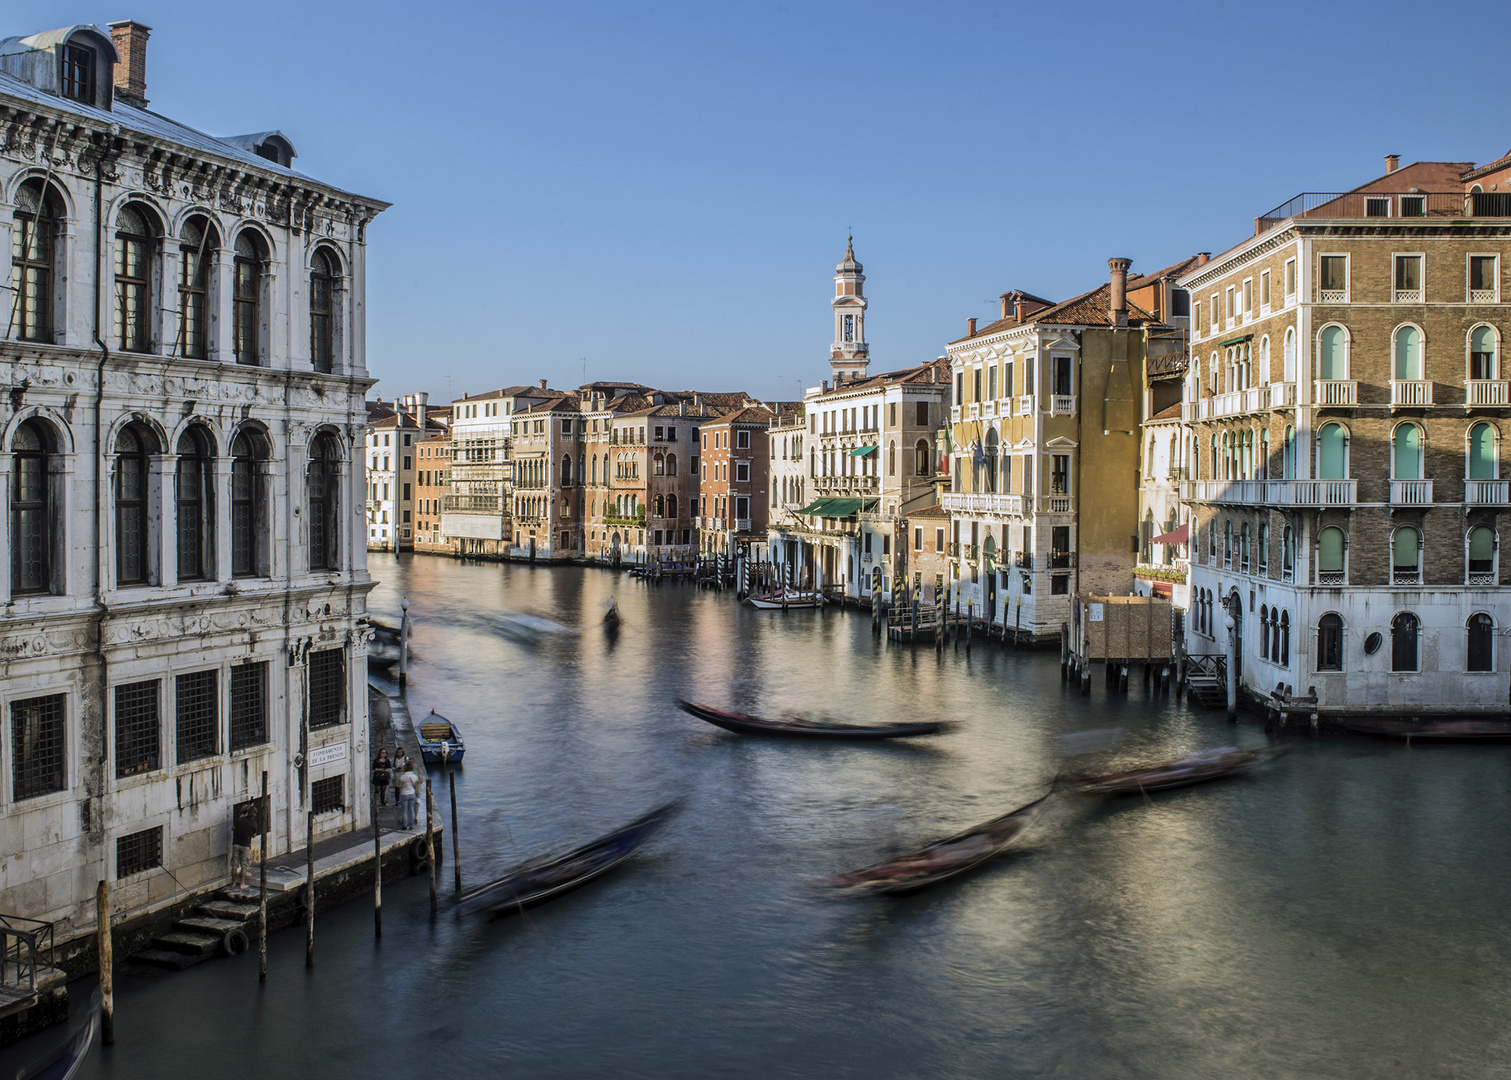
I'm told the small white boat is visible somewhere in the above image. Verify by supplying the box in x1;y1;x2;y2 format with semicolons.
498;612;577;643
745;590;821;610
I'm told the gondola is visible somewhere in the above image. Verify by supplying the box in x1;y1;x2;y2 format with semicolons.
817;791;1052;896
417;710;465;764
15;992;98;1080
1071;745;1284;796
1337;718;1511;743
745;590;821;610
455;802;678;918
677;700;950;740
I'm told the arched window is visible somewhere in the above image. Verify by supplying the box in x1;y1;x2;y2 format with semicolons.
1258;522;1269;571
1392;423;1423;479
1317;423;1347;480
654;454;665;477
231;431;265;578
1318;325;1347;380
115;204;156;353
667;494;677;518
1280;611;1290;666
666;453;676;474
11;420;55;594
1391;612;1419;672
984;431;999;494
1260;429;1270;480
1468;423;1496;480
1470;325;1498;381
1283;327;1296;382
602;454;609;483
1283;526;1295;579
1392;526;1421;584
1259;336;1270;382
10;180;62;342
177;215;216;360
915;440;930;476
1318;525;1346;584
116;423;157;586
308;433;341;571
233;231;266;365
176;427;214;581
590;455;597;485
1260;606;1270;660
1283;425;1296;479
310;248;336;373
1468;613;1495;672
561;455;573;486
1468;525;1496;584
1240;521;1251;570
1223;519;1233;566
1317;613;1344;671
654;494;665;518
1393;325;1424;381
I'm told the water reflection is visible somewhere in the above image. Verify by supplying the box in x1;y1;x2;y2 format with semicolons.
51;553;1511;1079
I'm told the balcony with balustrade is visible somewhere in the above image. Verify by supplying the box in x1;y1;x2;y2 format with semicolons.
1269;381;1296;408
1039;494;1074;514
1314;380;1358;406
941;492;1025;516
1390;380;1433;407
1389;479;1433;505
1182;478;1358;507
1049;395;1076;416
1467;380;1510;407
1466;480;1510;505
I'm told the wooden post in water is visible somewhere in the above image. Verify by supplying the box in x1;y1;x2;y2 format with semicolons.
96;880;113;1045
398;597;410;689
305;807;315;968
372;788;382;939
449;767;462;894
425;779;438;920
966;599;973;655
258;770;268;984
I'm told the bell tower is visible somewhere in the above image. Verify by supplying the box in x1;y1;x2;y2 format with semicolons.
830;236;869;384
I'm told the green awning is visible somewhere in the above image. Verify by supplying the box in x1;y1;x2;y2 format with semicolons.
797;498;835;516
1219;333;1253;347
821;498;865;517
848;445;877;457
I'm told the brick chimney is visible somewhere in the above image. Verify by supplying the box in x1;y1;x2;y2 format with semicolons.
1108;257;1132;327
1000;293;1011;320
537;378;547;389
1384;154;1400;174
1196;252;1211;266
967;317;977;337
108;21;151;108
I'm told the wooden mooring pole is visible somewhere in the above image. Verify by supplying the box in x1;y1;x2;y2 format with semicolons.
426;779;438;920
305;808;315;968
372;789;382;939
449;767;462;894
258;770;268;984
96;880;113;1045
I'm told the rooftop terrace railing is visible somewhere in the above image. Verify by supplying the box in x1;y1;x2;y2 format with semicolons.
1253;191;1511;232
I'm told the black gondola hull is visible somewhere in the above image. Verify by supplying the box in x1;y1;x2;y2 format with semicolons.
677;700;948;740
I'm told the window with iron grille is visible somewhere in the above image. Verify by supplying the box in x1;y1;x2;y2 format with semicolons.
11;694;65;801
114;680;160;777
116;826;162;878
230;662;268;751
176;669;219;763
308;648;345;729
311;775;344;815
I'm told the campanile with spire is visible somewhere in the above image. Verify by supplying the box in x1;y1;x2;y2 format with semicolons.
830;236;869;384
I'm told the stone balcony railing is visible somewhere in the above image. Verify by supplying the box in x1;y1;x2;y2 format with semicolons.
1389;479;1433;505
1390;380;1433;407
1467;380;1510;406
941;492;1025;516
1466;480;1510;505
1314;379;1358;406
1182;479;1358;506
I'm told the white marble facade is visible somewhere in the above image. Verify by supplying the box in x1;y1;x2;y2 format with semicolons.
0;23;387;938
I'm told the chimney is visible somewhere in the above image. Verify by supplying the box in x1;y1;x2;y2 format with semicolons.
967;317;977;337
1385;154;1400;174
108;21;151;108
1000;293;1011;320
538;378;547;389
1196;252;1211;266
415;391;428;431
1108;257;1132;328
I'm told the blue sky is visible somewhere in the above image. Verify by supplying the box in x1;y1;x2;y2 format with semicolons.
25;1;1511;404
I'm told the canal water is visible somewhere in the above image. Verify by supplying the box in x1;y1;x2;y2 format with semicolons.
63;555;1511;1078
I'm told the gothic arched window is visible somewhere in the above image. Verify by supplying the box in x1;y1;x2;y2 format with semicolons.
308;432;342;571
311;248;336;373
115;204;156;353
11;420;56;595
10;180;62;343
231;431;266;578
233;231;266;365
176;427;214;581
116;423;157;586
177;215;217;360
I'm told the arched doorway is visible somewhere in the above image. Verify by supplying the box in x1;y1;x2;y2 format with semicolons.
1227;589;1243;679
983;534;998;622
610;531;621;568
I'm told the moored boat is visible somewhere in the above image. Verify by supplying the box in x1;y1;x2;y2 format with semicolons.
817;791;1052;896
455;802;678;918
1071;745;1283;796
1337;718;1511;742
745;590;821;610
677;700;950;740
417;710;465;764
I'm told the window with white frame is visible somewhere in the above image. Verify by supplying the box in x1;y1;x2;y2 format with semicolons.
1260;270;1271;311
1225;286;1235;325
1242;278;1253;318
1469;325;1499;381
1318;255;1348;302
1393;254;1423;303
1365;196;1392;218
1469;255;1499;303
1284;258;1296;299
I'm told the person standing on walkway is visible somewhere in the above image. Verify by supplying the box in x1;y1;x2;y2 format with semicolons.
231;805;258;889
371;750;392;805
396;762;421;830
392;749;411;808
